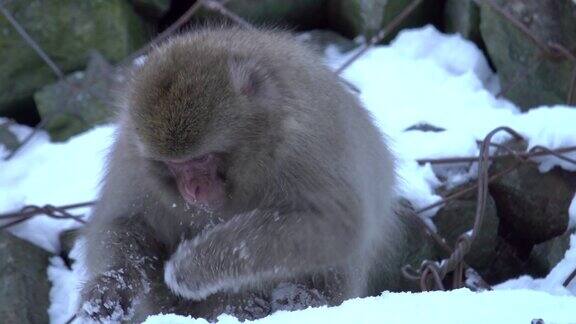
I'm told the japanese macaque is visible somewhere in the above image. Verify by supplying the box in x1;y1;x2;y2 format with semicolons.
79;27;402;322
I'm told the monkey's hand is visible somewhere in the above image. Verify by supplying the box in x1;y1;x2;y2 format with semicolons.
164;239;220;300
79;269;146;322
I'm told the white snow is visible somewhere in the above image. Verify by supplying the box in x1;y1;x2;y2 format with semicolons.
144;289;576;324
1;25;575;323
328;25;576;213
0;125;114;252
47;239;87;324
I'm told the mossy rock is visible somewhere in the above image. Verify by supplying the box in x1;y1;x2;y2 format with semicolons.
0;0;148;115
34;52;120;142
444;0;481;44
327;0;441;41
434;192;499;272
0;232;51;324
479;0;576;109
489;157;575;243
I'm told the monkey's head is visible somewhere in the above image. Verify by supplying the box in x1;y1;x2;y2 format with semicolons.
128;35;284;212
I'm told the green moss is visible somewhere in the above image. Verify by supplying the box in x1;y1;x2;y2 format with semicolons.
0;0;148;114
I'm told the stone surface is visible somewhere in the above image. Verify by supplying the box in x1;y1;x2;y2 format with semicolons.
0;231;51;324
131;0;171;19
434;191;499;272
58;227;80;269
327;0;441;41
391;200;443;292
483;236;532;284
489;157;575;244
0;0;148;115
0;120;20;156
34;52;122;142
444;0;481;43
527;229;573;278
197;0;326;30
297;29;358;55
479;0;576;109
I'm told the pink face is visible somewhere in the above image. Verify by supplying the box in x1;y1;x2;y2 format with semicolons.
165;153;226;211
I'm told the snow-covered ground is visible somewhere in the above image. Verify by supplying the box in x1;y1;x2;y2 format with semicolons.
144;289;576;324
1;25;575;323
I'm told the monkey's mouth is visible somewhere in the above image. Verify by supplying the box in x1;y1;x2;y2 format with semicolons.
165;154;226;210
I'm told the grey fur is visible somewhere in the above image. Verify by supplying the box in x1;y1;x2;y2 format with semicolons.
79;27;401;322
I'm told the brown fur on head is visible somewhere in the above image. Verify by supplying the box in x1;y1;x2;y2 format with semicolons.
129;43;276;161
126;31;289;211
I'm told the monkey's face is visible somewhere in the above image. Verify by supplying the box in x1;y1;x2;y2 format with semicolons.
128;40;279;212
164;153;227;210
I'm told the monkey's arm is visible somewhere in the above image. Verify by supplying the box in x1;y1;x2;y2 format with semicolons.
165;208;359;300
80;216;163;321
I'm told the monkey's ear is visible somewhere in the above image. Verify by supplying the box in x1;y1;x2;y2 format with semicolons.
228;56;272;98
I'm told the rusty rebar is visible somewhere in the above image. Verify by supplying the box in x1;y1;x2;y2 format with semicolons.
0;202;93;231
404;126;576;291
416;146;576;166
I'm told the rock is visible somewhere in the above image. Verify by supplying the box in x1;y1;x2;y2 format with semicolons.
483;236;532;284
0;120;20;157
327;0;442;41
34;52;122;142
297;29;358;55
58;228;80;269
489;157;576;244
434;190;500;272
527;229;573;278
479;0;576;109
444;0;481;43
0;0;148;115
197;0;326;30
131;0;171;19
0;231;51;324
391;200;443;292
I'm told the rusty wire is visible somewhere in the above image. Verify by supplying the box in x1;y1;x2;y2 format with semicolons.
404;126;576;291
0;202;93;231
203;0;253;29
477;0;569;60
416;146;576;166
335;0;424;74
407;127;519;290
